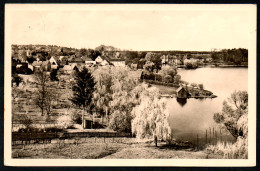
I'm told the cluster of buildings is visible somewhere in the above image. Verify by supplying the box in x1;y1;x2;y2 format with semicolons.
12;52;127;75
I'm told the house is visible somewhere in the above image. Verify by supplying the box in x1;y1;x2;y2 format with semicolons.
32;61;43;71
41;61;51;71
49;56;59;69
59;56;69;67
72;57;84;63
95;56;111;66
82;56;96;65
82;116;94;129
110;58;125;67
176;87;190;98
62;63;79;74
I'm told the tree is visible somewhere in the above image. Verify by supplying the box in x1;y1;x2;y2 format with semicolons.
92;67;113;123
34;69;55;116
131;87;171;146
173;74;181;85
198;84;204;90
79;48;87;56
70;67;95;127
50;69;59;81
213;91;248;139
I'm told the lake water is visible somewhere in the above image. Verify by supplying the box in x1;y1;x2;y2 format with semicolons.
167;67;248;141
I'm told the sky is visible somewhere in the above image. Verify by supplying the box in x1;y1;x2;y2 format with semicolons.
7;4;255;51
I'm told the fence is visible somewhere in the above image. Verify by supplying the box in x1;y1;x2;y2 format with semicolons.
186;127;236;150
12;131;131;146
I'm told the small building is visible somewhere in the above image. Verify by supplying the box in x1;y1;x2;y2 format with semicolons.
95;56;111;66
176;86;190;98
49;56;59;69
72;57;84;63
82;116;93;129
41;61;51;71
32;61;43;71
110;58;125;67
62;63;79;74
82;56;96;65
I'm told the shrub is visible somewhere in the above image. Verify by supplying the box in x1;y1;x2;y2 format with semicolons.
45;127;63;133
206;137;248;159
72;112;82;124
19;115;32;129
56;115;74;129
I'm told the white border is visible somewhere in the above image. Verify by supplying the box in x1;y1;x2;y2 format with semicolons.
4;4;256;166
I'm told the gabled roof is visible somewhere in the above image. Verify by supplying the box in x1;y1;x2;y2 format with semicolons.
176;86;185;93
81;56;93;61
73;57;84;62
109;58;125;62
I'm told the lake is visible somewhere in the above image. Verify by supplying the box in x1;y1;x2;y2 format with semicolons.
167;67;248;141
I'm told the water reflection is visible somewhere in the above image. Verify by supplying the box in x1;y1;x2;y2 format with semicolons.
176;98;187;107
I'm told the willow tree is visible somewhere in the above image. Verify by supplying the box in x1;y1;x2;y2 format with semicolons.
70;67;95;127
131;87;171;146
92;66;113;123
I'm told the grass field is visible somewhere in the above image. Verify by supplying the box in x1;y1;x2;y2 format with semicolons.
12;137;222;159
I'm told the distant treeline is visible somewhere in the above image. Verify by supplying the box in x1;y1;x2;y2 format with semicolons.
211;48;248;65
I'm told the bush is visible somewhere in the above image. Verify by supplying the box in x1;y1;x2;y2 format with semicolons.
45;127;63;133
206;137;248;159
19;115;32;129
72;112;82;124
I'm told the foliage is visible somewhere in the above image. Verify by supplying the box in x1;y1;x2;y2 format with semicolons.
12;74;23;87
70;67;96;111
131;87;171;142
211;48;248;65
174;74;181;85
206;137;248;159
92;66;113;121
56;115;74;129
184;60;198;69
19;114;33;129
198;84;204;90
213;91;248;139
50;69;59;81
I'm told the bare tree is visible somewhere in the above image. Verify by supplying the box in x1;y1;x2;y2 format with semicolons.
34;69;55;116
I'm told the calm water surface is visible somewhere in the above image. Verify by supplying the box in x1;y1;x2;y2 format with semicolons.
167;67;248;140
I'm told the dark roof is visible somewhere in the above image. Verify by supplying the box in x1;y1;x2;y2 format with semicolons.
109;58;125;62
176;86;185;93
73;57;84;62
82;56;93;61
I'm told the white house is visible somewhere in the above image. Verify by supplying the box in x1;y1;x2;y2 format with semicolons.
95;56;110;66
110;58;125;67
49;56;59;69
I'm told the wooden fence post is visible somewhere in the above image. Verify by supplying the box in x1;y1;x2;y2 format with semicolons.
206;129;207;144
70;146;72;159
196;134;199;150
209;128;211;144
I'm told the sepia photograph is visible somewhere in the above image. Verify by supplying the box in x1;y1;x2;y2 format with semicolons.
4;4;256;166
